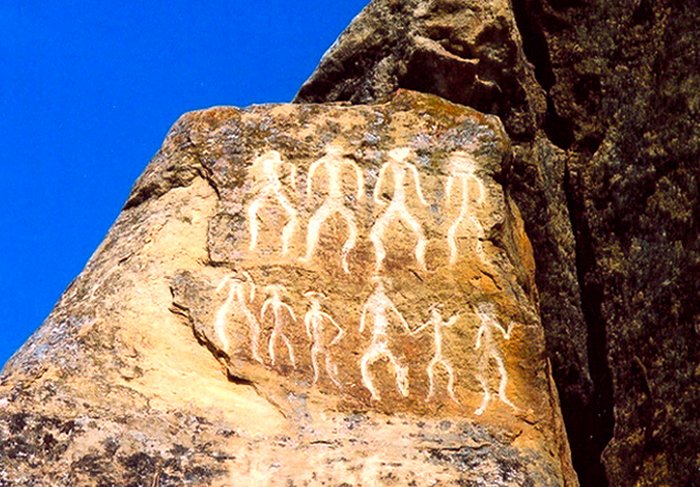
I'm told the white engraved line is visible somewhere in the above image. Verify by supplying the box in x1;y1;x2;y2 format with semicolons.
369;147;428;271
446;152;486;265
304;291;345;386
411;305;459;402
302;145;364;273
214;272;262;362
359;278;411;400
248;150;298;255
474;303;517;415
261;285;297;367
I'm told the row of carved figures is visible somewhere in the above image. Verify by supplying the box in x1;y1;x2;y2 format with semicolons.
247;145;488;273
215;273;518;416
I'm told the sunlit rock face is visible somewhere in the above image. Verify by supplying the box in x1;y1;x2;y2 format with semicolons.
0;91;575;485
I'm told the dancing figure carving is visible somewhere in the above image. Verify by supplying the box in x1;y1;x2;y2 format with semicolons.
247;150;298;255
302;145;364;273
445;151;486;265
411;304;459;402
303;291;345;387
473;303;517;415
261;284;297;367
359;278;411;400
214;272;261;363
369;147;428;271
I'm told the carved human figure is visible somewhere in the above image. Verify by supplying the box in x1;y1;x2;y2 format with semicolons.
369;147;428;271
473;302;517;415
359;277;411;400
302;145;364;273
261;284;297;367
411;304;459;402
214;272;261;363
247;150;298;255
303;291;345;386
445;151;486;265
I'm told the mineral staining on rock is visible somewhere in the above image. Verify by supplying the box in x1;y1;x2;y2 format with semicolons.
1;91;574;485
179;136;529;416
162;91;574;483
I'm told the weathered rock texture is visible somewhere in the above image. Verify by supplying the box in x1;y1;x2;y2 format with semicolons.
0;91;576;485
296;1;700;486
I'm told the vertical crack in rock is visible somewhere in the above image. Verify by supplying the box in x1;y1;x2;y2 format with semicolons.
510;0;574;150
563;161;614;487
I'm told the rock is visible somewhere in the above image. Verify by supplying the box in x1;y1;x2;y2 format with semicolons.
295;0;700;485
0;91;576;485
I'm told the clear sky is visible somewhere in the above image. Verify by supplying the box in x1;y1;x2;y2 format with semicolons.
0;1;368;368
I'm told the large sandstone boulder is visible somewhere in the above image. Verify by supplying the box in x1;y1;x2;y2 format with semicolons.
295;1;700;486
0;91;576;485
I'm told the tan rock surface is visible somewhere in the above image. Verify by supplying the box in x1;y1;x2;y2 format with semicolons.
0;91;574;485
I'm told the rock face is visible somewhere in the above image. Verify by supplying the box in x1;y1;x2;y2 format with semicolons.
296;1;700;486
0;91;576;485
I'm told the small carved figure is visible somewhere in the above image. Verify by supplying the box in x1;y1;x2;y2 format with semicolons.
302;145;364;273
261;284;297;367
411;304;459;402
445;151;486;265
369;147;428;271
214;272;261;362
473;302;517;415
359;277;411;400
247;150;298;255
303;291;345;386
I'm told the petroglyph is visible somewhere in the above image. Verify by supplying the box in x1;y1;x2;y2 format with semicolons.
473;303;517;415
302;145;364;273
303;291;345;387
247;150;298;255
445;151;486;265
411;304;459;402
359;277;411;400
214;272;261;362
370;147;428;271
261;284;297;368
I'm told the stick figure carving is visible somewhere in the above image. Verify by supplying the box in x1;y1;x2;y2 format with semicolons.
303;291;345;387
359;277;411;400
261;284;297;368
445;151;486;265
302;145;364;273
214;272;261;363
247;150;298;255
411;304;459;402
473;302;517;415
369;147;428;271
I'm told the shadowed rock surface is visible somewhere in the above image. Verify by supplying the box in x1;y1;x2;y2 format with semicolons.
0;91;576;485
296;1;700;486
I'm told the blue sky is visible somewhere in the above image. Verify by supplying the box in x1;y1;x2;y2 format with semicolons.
0;1;368;368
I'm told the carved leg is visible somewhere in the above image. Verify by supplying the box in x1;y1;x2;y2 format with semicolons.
281;333;296;368
469;215;486;262
474;372;490;416
247;199;264;251
425;357;438;402
339;207;358;274
278;194;298;255
401;210;427;271
496;355;516;410
302;204;330;262
268;327;278;366
214;303;231;353
310;346;321;385
325;353;341;388
443;360;458;403
244;307;263;363
360;349;381;401
369;217;388;272
447;214;463;266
